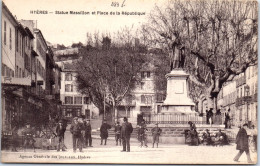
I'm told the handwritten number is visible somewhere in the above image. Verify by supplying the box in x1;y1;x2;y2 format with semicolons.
111;2;119;7
111;0;126;7
121;0;126;7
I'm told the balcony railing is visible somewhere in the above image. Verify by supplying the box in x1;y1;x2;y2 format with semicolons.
235;96;252;107
143;113;206;124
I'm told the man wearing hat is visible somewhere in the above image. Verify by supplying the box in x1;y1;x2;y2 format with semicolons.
83;119;93;147
22;122;36;152
121;117;133;152
70;117;84;152
100;119;111;145
234;123;253;163
151;123;162;148
56;120;67;151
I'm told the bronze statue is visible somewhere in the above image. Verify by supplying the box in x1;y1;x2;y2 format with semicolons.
170;41;185;70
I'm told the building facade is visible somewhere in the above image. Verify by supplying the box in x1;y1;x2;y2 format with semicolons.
55;58;99;122
2;3;62;133
117;62;160;125
216;65;258;127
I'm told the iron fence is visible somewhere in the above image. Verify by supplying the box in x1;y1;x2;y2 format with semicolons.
143;113;207;124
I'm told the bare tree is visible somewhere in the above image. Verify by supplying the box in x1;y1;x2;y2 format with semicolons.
144;0;257;112
75;37;147;123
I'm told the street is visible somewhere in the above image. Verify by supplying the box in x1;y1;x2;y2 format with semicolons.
1;137;257;164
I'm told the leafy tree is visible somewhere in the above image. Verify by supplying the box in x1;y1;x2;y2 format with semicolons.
71;42;84;48
57;44;66;50
144;0;257;112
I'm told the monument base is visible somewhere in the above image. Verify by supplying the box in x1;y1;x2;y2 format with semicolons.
162;69;195;114
161;105;196;114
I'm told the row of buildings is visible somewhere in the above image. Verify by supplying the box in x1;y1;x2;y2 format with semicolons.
217;65;258;127
197;65;258;127
1;3;62;132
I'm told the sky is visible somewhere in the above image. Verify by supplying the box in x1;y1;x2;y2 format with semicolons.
3;0;167;47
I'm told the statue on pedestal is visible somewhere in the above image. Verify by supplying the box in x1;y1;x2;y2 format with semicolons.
169;41;185;70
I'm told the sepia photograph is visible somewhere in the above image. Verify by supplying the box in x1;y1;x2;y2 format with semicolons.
1;0;258;164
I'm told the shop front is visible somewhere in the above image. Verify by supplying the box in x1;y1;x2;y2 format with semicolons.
61;105;82;123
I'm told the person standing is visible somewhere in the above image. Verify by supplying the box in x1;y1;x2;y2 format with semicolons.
234;124;253;163
205;108;209;124
11;120;19;152
121;117;133;152
139;120;148;148
100;119;111;145
224;108;231;129
56;120;66;151
114;122;121;146
22;122;36;152
84;119;93;147
70;117;83;152
248;125;257;153
151;123;162;148
208;108;214;126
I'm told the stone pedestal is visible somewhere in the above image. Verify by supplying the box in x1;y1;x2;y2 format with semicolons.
162;69;195;114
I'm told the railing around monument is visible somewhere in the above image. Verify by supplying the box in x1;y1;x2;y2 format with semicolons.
143;113;207;124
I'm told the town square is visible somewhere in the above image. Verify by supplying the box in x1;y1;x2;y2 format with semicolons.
1;0;258;164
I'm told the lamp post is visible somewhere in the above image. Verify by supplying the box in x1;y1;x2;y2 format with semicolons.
103;92;106;120
244;85;250;122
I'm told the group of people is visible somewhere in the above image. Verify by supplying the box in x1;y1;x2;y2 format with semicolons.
99;117;134;152
186;121;229;146
136;120;162;148
205;107;231;128
69;116;94;152
11;116;93;153
201;129;229;146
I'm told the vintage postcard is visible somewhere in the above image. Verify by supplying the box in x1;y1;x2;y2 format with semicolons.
1;0;258;164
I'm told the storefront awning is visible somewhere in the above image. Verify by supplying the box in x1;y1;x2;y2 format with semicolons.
2;76;31;86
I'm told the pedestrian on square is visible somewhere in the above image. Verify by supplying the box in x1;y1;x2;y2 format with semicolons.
139;120;148;148
248;125;257;153
216;108;222;125
70;117;84;152
83;119;93;147
121;117;133;152
11;120;19;152
208;108;214;126
205;108;209;124
114;121;122;146
100;119;111;145
224;108;231;129
187;121;199;146
22;122;36;152
56;120;67;151
151;123;162;148
234;124;253;163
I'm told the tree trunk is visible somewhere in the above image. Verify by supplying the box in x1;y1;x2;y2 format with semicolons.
213;97;218;113
112;105;115;124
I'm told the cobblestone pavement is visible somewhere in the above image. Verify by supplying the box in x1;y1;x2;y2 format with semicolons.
2;137;257;164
